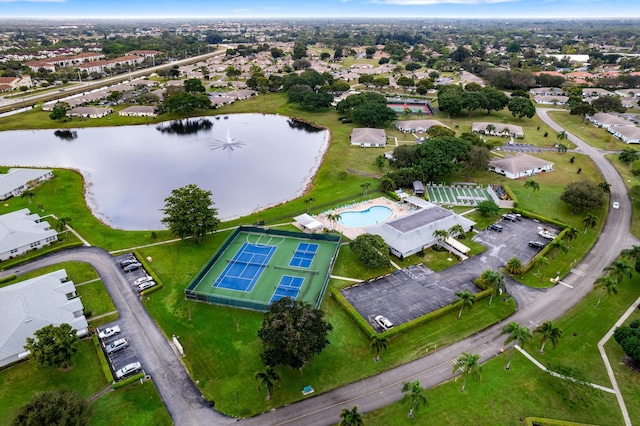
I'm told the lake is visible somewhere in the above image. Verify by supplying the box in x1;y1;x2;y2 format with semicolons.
0;114;329;230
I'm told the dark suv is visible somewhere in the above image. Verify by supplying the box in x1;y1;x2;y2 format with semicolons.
488;224;503;232
528;241;546;251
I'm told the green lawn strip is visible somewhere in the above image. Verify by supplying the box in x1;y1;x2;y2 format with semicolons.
525;274;640;387
0;340;108;420
363;351;621;426
547;110;631;151
605;153;640;238
141;236;515;418
604;315;640;425
89;380;172;426
76;280;116;318
12;261;98;283
88;312;119;328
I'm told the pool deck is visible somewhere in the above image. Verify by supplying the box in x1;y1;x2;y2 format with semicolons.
315;197;410;240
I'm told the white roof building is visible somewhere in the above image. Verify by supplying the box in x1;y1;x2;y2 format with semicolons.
471;122;524;138
587;112;635;129
0;269;88;368
369;202;475;258
395;119;449;133
350;128;387;148
488;154;554;179
609;126;640;144
0;168;53;201
0;209;58;262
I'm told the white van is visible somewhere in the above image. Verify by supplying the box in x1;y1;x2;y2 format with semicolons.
375;315;394;330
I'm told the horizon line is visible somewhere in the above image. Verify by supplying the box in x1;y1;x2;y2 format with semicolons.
2;15;640;20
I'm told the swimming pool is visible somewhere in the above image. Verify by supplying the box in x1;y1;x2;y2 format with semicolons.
337;206;393;227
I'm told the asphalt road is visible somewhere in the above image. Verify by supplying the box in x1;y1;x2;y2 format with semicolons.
0;247;233;426
1;108;637;426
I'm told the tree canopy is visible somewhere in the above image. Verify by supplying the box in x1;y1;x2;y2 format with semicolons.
414;136;471;182
258;297;333;370
161;184;219;244
158;92;211;115
350;101;397;127
24;323;80;369
350;234;391;268
560;180;606;213
11;390;90;426
507;96;535;119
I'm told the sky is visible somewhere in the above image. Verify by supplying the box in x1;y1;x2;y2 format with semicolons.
0;0;639;19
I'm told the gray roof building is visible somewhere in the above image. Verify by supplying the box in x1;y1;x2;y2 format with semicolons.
0;208;58;261
350;128;387;147
0;269;88;367
0;168;53;201
471;122;524;138
369;202;475;258
395;119;449;133
488;154;553;179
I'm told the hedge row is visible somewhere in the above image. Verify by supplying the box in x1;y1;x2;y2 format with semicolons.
0;274;16;285
524;418;594;426
133;250;165;296
511;208;568;230
112;372;146;389
386;191;401;201
0;239;83;271
330;288;376;339
502;183;519;208
92;334;114;384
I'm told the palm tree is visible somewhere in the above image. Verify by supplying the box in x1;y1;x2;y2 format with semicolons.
360;182;371;196
401;380;428;419
501;322;532;370
582;213;598;234
599;181;611;194
448;224;465;239
485;123;496;135
304;197;315;213
594;276;618;308
339;406;364;426
535;255;549;276
453;352;481;392
505;257;524;275
480;269;505;306
534;320;563;354
603;260;632;283
454;289;476;320
55;215;72;234
562;227;579;248
21;190;36;204
619;148;639;169
370;335;389;362
432;229;449;245
326;212;342;231
524;178;540;193
548;239;568;260
255;365;280;401
556;130;568;143
556;143;568;153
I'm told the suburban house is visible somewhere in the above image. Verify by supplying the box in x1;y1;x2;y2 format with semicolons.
0;168;53;201
609;126;640;144
0;209;58;262
529;87;565;97
368;201;475;259
488;154;554;179
615;89;640;98
0;269;88;368
350;128;387;148
582;88;615;98
67;106;113;118
534;95;569;105
0;76;32;92
119;105;157;117
471;122;524;138
587;112;635;129
395;119;449;134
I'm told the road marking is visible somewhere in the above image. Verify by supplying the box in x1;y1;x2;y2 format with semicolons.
558;281;574;288
570;268;586;276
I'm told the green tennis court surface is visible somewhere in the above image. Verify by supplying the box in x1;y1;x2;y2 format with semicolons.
185;226;341;311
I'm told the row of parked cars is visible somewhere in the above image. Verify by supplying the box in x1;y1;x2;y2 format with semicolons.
118;254;158;292
97;324;143;380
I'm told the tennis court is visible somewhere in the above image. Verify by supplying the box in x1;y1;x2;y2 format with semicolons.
185;226;341;311
387;103;433;115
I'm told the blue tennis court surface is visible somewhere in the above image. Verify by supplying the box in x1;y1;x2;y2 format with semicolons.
269;275;304;304
289;242;318;268
213;243;276;292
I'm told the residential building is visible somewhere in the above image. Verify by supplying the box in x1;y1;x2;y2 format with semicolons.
609;126;640;144
0;269;88;368
587;112;635;129
0;208;58;262
350;128;386;147
534;95;569;105
0;168;53;201
67;106;113;118
488;154;554;179
395;119;448;134
119;105;157;117
471;122;524;138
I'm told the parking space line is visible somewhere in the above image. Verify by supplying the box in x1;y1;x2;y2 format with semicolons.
558;281;574;288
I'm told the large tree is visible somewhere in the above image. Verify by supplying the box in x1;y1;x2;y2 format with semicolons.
24;323;80;368
560;181;605;213
183;78;205;93
476;200;500;217
481;87;509;115
507;96;535;119
414;136;471;182
592;96;626;113
11;390;90;426
161;184;219;244
350;101;397;127
49;102;70;121
158;92;211;114
258;297;333;370
463;146;491;177
350;234;391;268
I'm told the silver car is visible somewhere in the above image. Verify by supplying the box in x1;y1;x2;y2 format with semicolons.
105;338;128;354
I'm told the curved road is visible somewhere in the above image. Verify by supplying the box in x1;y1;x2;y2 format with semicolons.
1;108;636;426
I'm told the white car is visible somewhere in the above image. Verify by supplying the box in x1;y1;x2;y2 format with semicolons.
134;275;154;286
105;338;128;354
98;325;121;339
138;281;156;292
374;315;394;330
613;202;620;209
115;362;142;379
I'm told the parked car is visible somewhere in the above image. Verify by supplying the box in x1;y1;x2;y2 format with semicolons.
123;263;142;273
119;258;138;268
138;281;156;292
538;229;557;240
375;315;394;330
98;325;121;339
115;362;142;379
488;224;503;232
528;241;546;251
502;213;520;222
105;338;128;354
134;275;154;286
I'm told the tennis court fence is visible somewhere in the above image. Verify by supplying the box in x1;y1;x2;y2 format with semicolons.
226;258;269;268
273;264;319;275
185;290;269;312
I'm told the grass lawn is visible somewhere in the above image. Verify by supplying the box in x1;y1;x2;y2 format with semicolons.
89;381;172;426
140;235;515;417
0;340;108;421
76;280;117;318
363;351;621;426
548;110;636;151
605;153;640;238
12;261;98;283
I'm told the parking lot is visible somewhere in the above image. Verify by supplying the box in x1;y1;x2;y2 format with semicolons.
341;216;559;331
498;143;554;153
115;252;158;294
